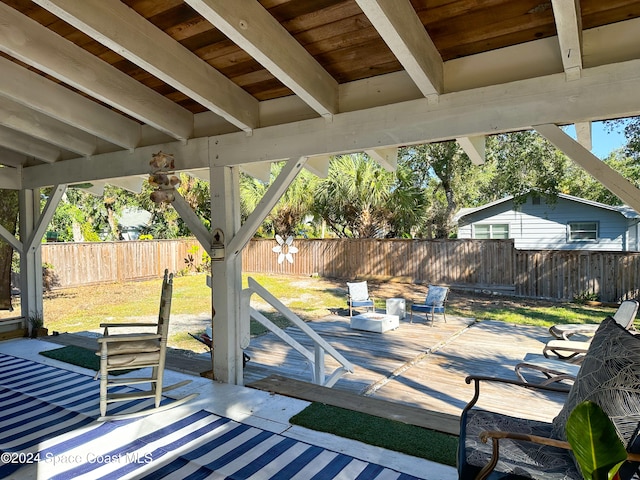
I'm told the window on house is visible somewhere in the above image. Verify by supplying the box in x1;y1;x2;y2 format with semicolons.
568;222;598;241
474;224;509;239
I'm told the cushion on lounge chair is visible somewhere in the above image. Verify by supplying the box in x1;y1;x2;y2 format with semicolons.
549;300;639;340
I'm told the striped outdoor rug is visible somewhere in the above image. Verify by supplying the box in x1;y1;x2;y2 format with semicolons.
0;353;423;479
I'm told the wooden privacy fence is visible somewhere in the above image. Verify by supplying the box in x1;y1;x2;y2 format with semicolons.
41;239;203;287
40;238;640;302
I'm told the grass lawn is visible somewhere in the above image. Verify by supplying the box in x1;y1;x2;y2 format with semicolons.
2;272;619;350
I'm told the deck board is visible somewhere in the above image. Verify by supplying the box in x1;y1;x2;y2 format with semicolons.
243;315;567;424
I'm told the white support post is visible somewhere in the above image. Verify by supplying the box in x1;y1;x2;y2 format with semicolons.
19;189;42;328
209;165;244;384
18;185;66;331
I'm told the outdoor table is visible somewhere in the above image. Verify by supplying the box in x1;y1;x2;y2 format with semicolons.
350;312;399;333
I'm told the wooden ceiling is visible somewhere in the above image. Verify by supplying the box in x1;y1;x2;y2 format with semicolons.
0;0;640;190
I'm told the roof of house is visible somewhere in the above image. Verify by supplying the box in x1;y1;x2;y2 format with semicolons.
454;192;640;222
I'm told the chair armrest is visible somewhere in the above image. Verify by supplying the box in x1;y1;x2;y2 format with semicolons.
97;333;162;343
475;430;640;480
463;375;569;413
100;322;159;328
475;430;572;480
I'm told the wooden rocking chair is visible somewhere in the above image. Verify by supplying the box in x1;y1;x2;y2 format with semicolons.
96;269;197;420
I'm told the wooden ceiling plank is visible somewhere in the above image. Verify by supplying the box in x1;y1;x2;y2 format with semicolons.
551;0;583;80
0;96;98;156
356;0;443;99
34;0;259;133
0;2;193;141
185;0;339;119
0;56;140;149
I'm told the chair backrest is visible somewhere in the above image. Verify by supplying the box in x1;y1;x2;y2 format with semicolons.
551;317;640;461
347;281;369;302
425;285;449;306
613;299;639;330
157;269;173;338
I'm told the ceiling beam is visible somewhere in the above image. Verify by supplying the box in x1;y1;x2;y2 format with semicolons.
227;157;307;258
0;166;20;190
551;0;582;81
574;122;592;152
356;0;443;99
365;147;398;171
0;149;27;168
107;176;146;193
456;136;486;165
0;56;140;150
0;1;193;142
172;191;212;251
35;0;258;134
186;0;339;119
0;96;98;156
304;156;331;179
240;163;271;183
535;123;640;212
0;125;60;164
21;58;640;188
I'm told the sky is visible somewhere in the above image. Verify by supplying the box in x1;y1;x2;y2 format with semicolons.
564;120;628;159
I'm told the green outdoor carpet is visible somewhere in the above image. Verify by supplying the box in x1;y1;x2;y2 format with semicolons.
39;345;137;376
289;402;458;467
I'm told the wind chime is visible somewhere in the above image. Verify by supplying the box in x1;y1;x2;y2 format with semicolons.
148;151;180;204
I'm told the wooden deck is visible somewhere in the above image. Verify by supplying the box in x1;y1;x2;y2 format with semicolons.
243;314;567;426
44;312;568;433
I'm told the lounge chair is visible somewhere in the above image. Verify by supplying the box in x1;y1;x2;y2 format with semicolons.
458;317;640;479
410;285;449;326
544;300;639;360
96;269;197;420
514;353;581;391
346;281;375;317
548;299;639;340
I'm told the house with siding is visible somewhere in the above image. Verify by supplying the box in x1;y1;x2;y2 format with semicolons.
455;192;640;251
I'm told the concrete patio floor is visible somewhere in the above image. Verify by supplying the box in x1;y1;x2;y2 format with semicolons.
0;337;457;480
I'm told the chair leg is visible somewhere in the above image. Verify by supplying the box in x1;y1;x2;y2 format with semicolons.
99;344;108;418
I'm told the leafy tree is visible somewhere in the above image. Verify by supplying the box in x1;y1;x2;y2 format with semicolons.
0;189;18;310
560;150;640;205
240;163;319;238
486;130;568;203
313;154;395;237
311;153;427;238
400;142;479;238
